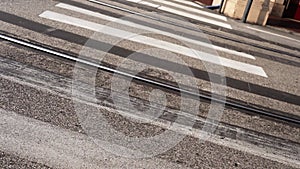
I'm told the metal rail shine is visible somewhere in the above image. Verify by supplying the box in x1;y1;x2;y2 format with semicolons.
1;33;299;125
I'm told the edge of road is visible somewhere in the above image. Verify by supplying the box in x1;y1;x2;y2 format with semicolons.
1;0;299;118
1;31;300;126
96;0;300;49
175;0;300;42
0;51;298;168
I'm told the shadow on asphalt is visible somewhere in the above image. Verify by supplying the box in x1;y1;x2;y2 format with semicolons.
267;15;300;33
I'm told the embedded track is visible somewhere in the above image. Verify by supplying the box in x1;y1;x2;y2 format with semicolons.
1;33;299;125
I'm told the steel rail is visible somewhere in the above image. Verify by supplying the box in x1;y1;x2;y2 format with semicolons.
88;0;300;58
1;33;299;125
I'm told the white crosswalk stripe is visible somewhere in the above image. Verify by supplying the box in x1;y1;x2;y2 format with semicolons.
127;0;161;8
39;11;267;77
158;6;232;29
247;26;300;43
168;0;204;8
128;0;204;9
111;0;232;29
143;0;226;21
56;3;255;60
139;0;161;8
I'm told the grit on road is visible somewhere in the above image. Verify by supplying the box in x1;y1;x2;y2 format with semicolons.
0;0;299;168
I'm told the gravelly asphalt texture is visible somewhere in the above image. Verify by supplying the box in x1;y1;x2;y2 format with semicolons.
0;42;298;168
0;152;52;169
0;0;299;168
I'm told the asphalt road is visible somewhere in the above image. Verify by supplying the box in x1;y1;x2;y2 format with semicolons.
0;0;299;168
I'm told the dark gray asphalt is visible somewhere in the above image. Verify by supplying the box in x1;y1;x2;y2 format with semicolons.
0;0;299;168
0;41;299;168
0;152;52;169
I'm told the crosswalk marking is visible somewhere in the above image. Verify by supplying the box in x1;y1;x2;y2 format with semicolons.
247;26;300;43
126;0;204;9
144;0;227;21
39;11;267;77
119;0;232;29
157;6;232;29
56;3;255;59
168;0;204;8
139;1;161;8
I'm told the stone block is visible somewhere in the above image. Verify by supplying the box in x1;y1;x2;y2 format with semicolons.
275;0;285;5
220;0;273;25
212;0;222;6
270;3;285;16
